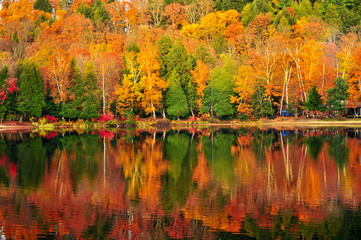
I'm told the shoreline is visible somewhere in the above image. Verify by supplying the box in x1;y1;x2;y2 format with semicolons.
1;119;361;132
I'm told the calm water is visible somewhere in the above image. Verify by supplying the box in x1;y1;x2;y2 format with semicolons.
0;128;361;239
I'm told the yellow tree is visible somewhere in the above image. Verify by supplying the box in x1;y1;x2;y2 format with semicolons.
115;50;142;114
231;65;255;116
137;38;168;119
190;59;209;111
114;75;135;114
337;33;358;80
180;10;240;43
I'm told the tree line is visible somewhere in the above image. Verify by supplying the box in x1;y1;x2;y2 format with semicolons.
1;0;361;121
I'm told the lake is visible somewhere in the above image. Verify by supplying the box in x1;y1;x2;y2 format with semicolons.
0;127;360;239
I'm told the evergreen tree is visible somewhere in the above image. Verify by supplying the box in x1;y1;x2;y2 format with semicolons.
33;0;53;13
260;99;274;118
325;3;342;27
305;86;324;117
202;56;236;118
277;16;291;34
326;77;349;115
80;65;99;119
164;41;193;88
77;0;110;24
17;61;45;119
62;60;86;120
157;35;174;78
187;80;197;117
211;35;230;54
0;65;8;88
0;65;9;121
193;44;215;65
166;71;189;119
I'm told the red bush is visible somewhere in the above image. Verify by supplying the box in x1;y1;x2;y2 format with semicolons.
98;113;115;122
45;115;58;123
188;116;197;122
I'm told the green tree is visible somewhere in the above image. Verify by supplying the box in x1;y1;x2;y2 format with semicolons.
202;56;236;118
0;65;8;88
80;65;99;119
326;77;349;116
211;35;229;54
325;3;342;27
61;60;86;120
17;61;45;119
0;65;9;121
157;35;174;78
166;71;189;119
305;86;324;117
260;99;274;118
77;0;110;24
276;16;291;34
34;0;52;13
187;80;197;117
164;41;193;88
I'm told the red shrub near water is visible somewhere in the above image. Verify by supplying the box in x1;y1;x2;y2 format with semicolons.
45;115;58;123
98;113;115;122
188;116;197;122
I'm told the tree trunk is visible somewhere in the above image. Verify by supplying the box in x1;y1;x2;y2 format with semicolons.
19;115;23;123
190;107;194;118
162;110;166;119
102;67;106;115
151;102;156;120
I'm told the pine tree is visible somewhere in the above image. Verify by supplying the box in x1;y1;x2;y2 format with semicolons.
17;61;45;119
62;60;86;120
0;65;9;121
164;41;193;88
33;0;53;13
187;80;197;117
326;77;349;116
305;86;324;117
0;65;9;88
166;71;189;119
80;65;99;119
202;56;236;118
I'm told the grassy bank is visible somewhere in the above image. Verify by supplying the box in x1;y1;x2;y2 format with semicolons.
1;117;361;133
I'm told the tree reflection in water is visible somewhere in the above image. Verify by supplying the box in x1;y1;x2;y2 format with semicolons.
0;128;359;239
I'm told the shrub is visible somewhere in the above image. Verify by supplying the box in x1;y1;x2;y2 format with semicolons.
98;113;115;122
76;119;85;125
188;116;197;122
200;113;210;121
45;115;58;123
38;117;47;125
238;113;249;121
155;119;171;128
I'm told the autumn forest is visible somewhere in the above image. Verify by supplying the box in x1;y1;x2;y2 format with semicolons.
1;0;361;121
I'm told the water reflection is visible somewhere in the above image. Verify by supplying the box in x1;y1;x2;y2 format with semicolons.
0;128;360;239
